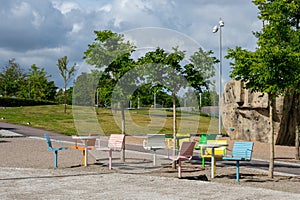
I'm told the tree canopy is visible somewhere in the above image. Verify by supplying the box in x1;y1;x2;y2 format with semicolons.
226;0;300;178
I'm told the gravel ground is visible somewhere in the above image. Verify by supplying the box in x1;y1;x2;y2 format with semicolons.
0;137;300;199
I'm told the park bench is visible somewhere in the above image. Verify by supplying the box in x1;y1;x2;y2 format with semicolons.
222;142;254;182
143;134;166;166
44;134;67;168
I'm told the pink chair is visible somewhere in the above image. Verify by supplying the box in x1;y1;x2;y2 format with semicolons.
168;142;196;178
95;134;125;170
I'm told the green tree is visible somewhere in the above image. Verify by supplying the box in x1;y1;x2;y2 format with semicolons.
138;47;216;161
73;70;103;106
84;30;136;161
0;59;24;97
226;0;300;177
56;56;76;113
19;64;57;101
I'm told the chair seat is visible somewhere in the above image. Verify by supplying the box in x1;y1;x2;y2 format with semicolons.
222;156;249;161
71;146;94;151
96;147;122;151
194;146;201;150
144;146;165;151
168;155;192;161
51;147;67;152
202;154;224;158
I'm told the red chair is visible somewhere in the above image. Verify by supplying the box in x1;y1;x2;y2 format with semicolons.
168;142;196;178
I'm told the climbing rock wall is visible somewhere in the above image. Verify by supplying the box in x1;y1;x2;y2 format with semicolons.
222;80;297;145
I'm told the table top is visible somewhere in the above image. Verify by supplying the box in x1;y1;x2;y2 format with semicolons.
71;135;99;140
197;143;228;148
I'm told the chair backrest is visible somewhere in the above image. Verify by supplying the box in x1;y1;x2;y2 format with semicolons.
44;134;53;151
85;134;99;147
179;142;196;157
199;134;217;144
206;139;228;155
232;142;254;160
108;134;125;150
145;134;166;147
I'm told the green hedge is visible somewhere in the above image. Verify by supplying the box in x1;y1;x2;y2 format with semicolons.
0;97;56;107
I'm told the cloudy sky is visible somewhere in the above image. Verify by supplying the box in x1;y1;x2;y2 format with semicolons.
0;0;260;88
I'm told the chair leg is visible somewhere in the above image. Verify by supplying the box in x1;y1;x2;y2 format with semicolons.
178;159;182;178
236;161;240;182
108;150;112;170
82;150;86;166
153;150;156;166
202;157;205;168
54;151;58;168
214;159;217;177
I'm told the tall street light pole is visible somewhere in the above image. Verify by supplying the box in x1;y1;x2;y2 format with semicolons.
213;18;224;136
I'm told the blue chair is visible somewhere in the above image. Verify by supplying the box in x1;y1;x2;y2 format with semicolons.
44;134;67;168
223;142;254;182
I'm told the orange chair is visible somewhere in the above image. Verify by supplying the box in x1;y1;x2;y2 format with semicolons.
72;134;98;166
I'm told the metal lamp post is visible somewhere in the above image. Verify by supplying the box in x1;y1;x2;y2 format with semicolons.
213;18;224;136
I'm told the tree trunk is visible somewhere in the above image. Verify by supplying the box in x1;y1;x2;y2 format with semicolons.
295;93;300;160
172;91;177;169
268;97;274;178
296;125;299;160
63;85;67;113
121;101;126;162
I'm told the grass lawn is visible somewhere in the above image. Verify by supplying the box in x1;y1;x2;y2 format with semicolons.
0;105;218;136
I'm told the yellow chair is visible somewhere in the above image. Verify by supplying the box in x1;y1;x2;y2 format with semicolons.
202;139;227;175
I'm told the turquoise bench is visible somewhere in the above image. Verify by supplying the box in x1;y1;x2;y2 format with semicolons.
222;142;254;182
